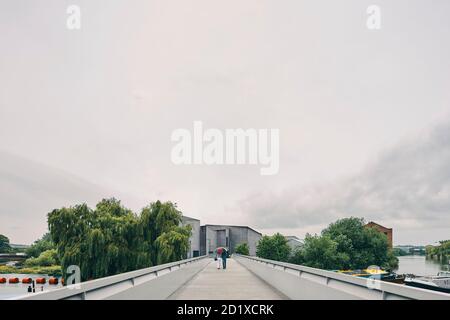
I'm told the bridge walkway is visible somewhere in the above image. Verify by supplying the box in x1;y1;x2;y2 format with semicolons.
169;258;287;300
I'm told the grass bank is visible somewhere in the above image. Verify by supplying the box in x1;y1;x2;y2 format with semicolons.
0;265;62;277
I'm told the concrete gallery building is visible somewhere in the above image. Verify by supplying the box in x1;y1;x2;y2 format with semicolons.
182;216;262;257
285;236;304;251
181;216;202;258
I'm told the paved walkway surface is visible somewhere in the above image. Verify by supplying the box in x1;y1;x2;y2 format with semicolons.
169;258;287;300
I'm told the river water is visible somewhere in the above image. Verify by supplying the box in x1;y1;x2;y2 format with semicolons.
0;273;63;300
396;255;449;276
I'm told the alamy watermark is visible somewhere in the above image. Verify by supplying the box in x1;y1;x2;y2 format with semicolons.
66;5;81;30
66;265;81;289
366;265;383;290
366;5;381;30
171;121;279;175
64;5;380;31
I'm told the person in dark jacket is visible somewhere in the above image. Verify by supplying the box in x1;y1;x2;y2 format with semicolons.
221;248;228;269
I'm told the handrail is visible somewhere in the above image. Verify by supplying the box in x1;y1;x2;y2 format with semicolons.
12;255;208;300
234;254;450;300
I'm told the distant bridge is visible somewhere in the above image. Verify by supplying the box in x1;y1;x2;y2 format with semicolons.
0;253;27;261
12;255;450;300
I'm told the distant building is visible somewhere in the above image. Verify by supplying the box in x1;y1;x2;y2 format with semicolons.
196;224;262;256
181;216;274;257
394;245;425;255
365;221;393;248
182;217;262;257
285;236;303;252
10;244;30;250
394;245;414;254
181;216;201;258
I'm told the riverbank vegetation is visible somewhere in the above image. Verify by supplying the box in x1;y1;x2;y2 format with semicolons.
26;233;55;258
24;249;59;267
392;248;409;256
0;233;62;277
1;198;192;282
0;235;12;253
256;217;398;271
0;265;62;276
426;240;450;263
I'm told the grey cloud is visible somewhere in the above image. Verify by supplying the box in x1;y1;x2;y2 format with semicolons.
239;121;450;231
0;151;141;244
1;1;450;245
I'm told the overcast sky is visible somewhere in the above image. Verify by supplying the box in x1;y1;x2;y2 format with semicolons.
1;0;449;245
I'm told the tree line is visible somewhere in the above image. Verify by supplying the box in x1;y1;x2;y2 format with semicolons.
254;217;398;271
426;240;450;262
0;234;11;253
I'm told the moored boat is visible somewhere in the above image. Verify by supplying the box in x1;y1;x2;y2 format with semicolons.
404;271;450;294
334;268;395;281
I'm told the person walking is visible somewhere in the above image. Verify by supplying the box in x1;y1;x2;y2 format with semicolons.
215;247;223;269
221;248;228;270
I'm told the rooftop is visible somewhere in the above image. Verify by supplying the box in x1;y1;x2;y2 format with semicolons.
285;236;303;243
181;215;200;221
202;224;262;235
365;221;392;230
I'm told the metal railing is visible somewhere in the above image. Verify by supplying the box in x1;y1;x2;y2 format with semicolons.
234;255;450;300
13;254;449;300
13;256;208;300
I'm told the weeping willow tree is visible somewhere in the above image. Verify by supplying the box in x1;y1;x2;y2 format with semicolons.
155;227;192;264
139;200;192;265
48;198;191;282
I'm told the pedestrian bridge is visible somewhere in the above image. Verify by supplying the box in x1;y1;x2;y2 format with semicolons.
13;255;450;300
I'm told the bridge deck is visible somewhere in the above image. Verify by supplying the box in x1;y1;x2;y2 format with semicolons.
169;258;287;300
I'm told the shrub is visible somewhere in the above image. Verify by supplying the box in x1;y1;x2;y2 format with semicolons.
24;249;59;267
256;233;291;262
235;243;250;255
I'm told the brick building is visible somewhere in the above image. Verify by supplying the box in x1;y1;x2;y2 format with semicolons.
365;221;393;248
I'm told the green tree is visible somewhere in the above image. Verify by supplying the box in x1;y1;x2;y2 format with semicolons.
321;217;397;270
426;240;450;262
24;249;59;267
48;198;192;282
155;226;192;264
290;217;398;271
392;248;408;257
293;234;350;269
235;243;250;255
26;233;55;258
139;200;192;266
256;233;291;262
0;234;11;253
